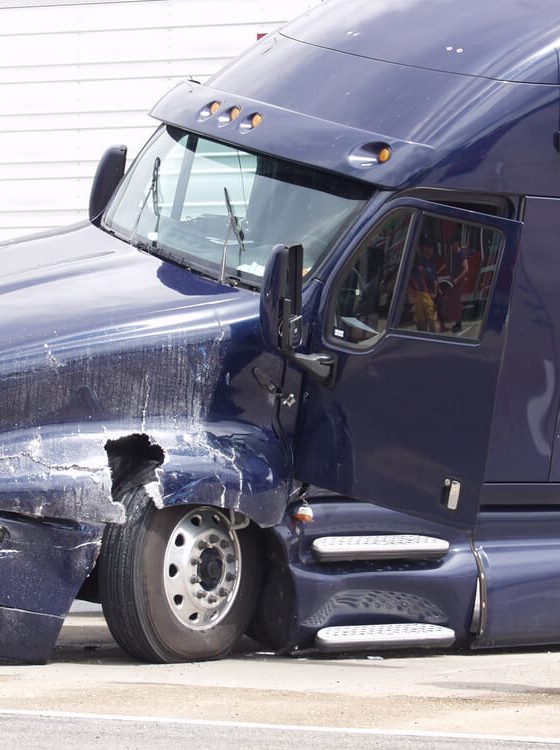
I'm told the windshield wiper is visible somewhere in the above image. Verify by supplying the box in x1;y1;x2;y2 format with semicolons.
130;156;161;250
220;186;245;283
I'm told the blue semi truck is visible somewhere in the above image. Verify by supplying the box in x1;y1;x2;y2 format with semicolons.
2;0;560;663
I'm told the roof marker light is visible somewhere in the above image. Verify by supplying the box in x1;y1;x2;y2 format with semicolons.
378;146;392;163
349;142;393;168
219;105;243;125
200;100;221;119
240;112;264;132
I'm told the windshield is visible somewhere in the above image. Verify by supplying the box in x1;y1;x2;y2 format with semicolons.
103;125;372;287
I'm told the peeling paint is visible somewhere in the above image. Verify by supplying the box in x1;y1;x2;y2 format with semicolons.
140;378;151;434
0;429;123;524
143;478;164;509
53;540;101;552
156;421;288;526
44;343;62;369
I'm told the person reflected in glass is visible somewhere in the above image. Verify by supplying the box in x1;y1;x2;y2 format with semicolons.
446;234;469;333
409;235;439;332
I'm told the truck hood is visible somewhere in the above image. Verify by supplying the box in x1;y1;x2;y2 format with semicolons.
0;222;253;354
0;223;267;434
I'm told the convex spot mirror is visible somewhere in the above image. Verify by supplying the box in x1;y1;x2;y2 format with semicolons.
89;145;127;227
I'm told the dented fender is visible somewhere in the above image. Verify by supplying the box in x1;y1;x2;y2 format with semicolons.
154;422;289;527
0;426;122;525
0;420;289;529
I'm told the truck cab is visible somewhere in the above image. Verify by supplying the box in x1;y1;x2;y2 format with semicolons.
1;0;560;663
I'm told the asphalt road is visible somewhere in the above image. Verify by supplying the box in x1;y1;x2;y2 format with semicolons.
1;713;559;750
0;606;559;748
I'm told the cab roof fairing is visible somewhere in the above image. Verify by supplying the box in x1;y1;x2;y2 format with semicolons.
149;79;435;192
281;0;560;86
151;29;560;197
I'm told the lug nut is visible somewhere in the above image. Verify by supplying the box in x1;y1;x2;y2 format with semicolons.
219;539;229;549
190;576;200;584
196;591;207;599
207;594;218;604
218;588;228;597
190;557;199;565
209;534;219;544
225;572;235;582
226;554;235;564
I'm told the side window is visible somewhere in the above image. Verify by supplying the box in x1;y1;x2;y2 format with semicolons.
330;209;413;346
396;213;504;340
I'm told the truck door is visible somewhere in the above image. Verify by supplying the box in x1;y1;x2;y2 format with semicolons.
295;199;521;530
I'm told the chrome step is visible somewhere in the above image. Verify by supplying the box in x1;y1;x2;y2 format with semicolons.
312;534;449;562
315;623;456;651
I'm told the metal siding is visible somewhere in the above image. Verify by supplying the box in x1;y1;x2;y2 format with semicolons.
0;0;321;241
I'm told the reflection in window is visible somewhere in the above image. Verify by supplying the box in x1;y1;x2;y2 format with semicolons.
331;209;413;345
397;214;504;340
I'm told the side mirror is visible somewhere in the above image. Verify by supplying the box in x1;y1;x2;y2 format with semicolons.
260;243;303;352
89;145;127;226
260;243;336;385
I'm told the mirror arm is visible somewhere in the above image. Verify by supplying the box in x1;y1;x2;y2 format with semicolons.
288;351;337;386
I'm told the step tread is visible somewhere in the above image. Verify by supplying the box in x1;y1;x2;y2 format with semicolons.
312;534;449;561
316;622;456;650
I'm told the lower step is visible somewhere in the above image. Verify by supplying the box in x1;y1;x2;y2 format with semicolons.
315;623;456;651
312;534;450;562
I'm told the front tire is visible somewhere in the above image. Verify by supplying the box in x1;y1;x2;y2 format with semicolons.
98;488;260;662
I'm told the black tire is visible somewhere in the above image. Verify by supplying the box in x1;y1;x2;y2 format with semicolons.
97;487;260;662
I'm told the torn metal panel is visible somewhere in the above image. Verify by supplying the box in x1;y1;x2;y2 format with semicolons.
155;422;289;527
0;606;63;665
0;512;102;614
106;423;289;525
0;428;122;524
0;512;103;664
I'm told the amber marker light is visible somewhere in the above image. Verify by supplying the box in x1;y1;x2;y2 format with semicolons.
200;100;221;118
230;106;242;120
378;145;392;163
239;112;264;132
292;504;314;523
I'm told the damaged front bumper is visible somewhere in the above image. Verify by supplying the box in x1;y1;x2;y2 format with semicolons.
0;428;122;664
0;514;102;664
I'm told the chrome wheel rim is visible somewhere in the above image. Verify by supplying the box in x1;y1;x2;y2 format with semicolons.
163;507;242;630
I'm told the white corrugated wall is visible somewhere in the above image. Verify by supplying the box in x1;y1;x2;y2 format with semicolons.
0;0;321;241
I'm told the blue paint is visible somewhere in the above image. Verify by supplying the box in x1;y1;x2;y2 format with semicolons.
2;0;560;662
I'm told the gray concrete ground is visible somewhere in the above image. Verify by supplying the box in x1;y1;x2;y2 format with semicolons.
0;607;559;747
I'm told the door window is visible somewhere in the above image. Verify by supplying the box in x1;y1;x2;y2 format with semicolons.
396;213;505;340
330;209;413;346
